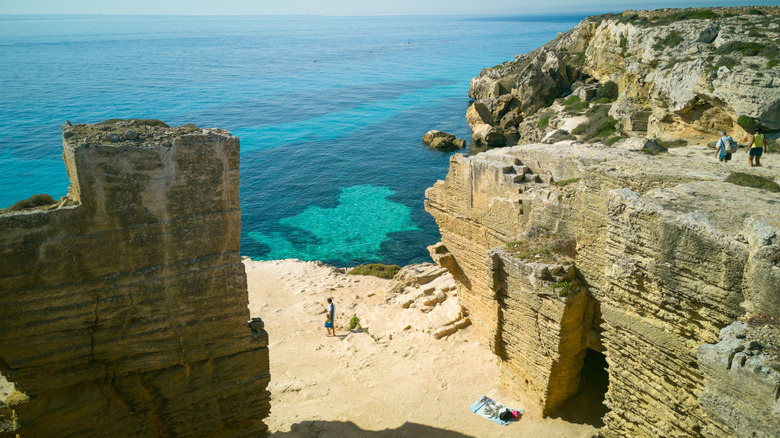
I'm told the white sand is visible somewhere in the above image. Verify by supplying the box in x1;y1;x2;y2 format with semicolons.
246;259;598;437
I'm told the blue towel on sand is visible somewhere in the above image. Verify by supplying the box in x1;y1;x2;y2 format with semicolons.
469;396;523;426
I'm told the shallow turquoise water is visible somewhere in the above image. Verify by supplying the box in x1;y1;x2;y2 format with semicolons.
249;185;418;261
0;14;586;266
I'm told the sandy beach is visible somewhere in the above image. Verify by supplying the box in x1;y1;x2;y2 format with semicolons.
245;259;599;437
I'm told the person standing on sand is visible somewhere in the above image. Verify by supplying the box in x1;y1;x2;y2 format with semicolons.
715;130;735;162
747;127;767;167
325;298;335;336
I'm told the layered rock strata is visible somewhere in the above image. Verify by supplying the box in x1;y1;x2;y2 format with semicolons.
698;321;780;438
0;120;270;436
425;142;779;437
467;6;780;145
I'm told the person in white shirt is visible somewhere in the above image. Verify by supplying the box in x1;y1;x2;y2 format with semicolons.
324;298;335;336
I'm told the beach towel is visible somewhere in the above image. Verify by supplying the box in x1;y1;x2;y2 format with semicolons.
469;396;523;426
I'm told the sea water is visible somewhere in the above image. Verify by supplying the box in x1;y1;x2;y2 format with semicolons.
0;14;585;266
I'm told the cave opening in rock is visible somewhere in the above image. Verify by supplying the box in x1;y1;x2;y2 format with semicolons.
552;348;610;428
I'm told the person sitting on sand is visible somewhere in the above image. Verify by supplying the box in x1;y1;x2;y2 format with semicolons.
715;130;735;162
747;127;767;167
325;298;335;336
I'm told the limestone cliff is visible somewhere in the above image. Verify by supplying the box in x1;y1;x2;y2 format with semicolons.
0;120;270;436
467;6;780;146
425;142;779;437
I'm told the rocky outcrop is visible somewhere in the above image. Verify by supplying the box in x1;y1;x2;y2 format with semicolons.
468;6;780;145
0;120;270;436
358;263;469;340
425;142;779;437
698;321;780;438
422;130;466;150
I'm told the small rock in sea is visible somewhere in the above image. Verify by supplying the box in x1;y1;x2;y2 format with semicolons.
125;130;138;140
106;133;120;142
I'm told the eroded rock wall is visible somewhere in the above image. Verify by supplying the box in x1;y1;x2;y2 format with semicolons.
425;143;780;437
468;6;780;145
0;120;270;437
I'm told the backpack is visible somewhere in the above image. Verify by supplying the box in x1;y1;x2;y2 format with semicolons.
724;136;738;153
499;409;514;421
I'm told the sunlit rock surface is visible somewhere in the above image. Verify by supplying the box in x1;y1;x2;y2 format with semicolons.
0;120;270;436
425;141;779;437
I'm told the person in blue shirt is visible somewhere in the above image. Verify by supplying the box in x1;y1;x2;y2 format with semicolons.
324;298;335;336
715;130;735;162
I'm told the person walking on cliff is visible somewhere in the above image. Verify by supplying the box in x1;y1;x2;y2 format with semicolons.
715;130;736;162
324;298;335;336
747;127;767;167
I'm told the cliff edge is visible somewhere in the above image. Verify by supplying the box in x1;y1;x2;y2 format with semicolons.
0;120;270;436
425;140;779;437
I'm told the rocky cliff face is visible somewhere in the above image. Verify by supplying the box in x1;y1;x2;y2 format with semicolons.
467;6;780;146
425;142;779;437
0;120;270;436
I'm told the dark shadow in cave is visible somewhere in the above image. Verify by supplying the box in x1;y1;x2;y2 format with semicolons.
552;348;610;428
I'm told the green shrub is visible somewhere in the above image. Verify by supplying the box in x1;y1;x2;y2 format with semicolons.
724;172;780;192
747;9;765;16
653;30;683;50
716;56;737;68
706;65;719;79
563;95;589;113
617;13;638;24
349;316;361;330
716;41;765;56
4;193;57;212
676;10;718;20
737;115;759;131
550;280;575;297
759;44;780;59
551;178;581;187
604;136;623;146
768;58;780;68
747;29;766;38
573;105;618;140
348;263;401;279
595;81;619;101
537;115;551;130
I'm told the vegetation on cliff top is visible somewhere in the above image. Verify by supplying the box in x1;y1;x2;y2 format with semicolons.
506;234;577;263
348;263;402;279
572;105;618;141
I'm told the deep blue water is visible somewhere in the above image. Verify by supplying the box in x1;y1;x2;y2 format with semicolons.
0;14;584;267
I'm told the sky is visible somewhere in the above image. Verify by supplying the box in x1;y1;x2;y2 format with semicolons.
0;0;775;16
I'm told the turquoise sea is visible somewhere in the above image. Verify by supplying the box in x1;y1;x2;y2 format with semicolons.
0;14;584;266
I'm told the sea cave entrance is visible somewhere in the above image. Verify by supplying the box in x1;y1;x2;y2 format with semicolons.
552;348;610;427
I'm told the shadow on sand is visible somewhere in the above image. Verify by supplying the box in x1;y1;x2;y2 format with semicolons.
270;421;475;437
